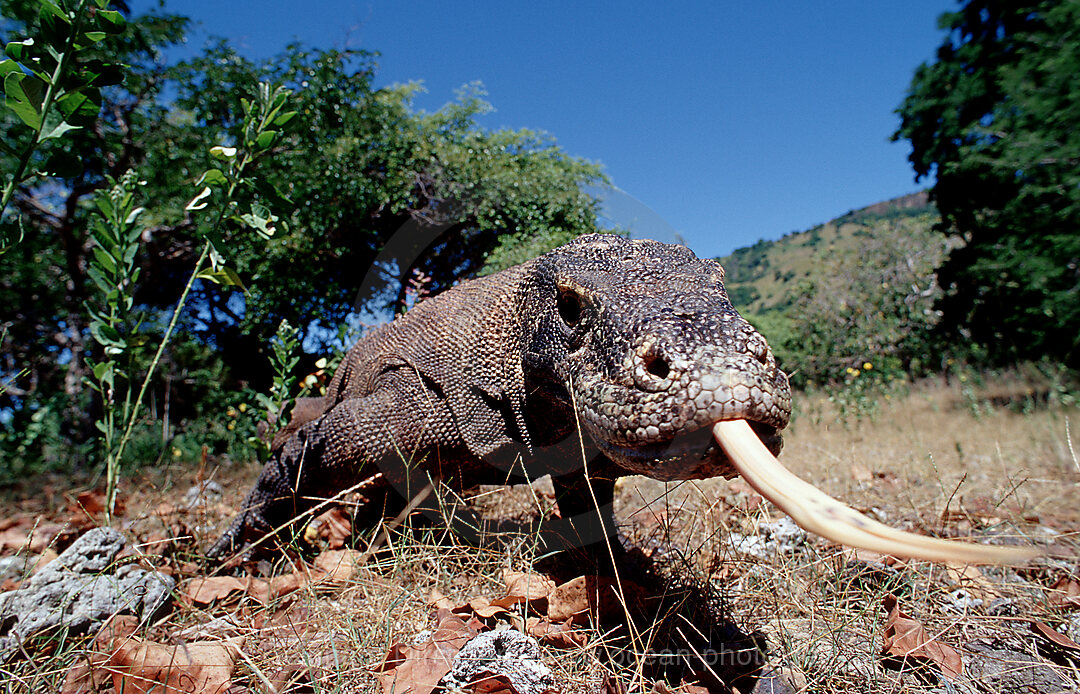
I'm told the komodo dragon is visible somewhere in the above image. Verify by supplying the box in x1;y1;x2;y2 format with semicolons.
209;233;1039;565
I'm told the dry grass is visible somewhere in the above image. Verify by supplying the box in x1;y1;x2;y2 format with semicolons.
2;376;1079;692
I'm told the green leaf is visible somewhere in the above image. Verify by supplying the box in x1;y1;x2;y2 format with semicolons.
39;5;71;51
92;246;116;273
5;39;36;63
197;168;228;187
196;266;247;290
55;88;101;124
273;110;297;127
124;207;146;226
86;266;115;295
255;130;277;149
4;71;45;129
90;321;123;348
185;186;213;211
40;118;81;140
94;10;127;34
0;60;20;80
209;146;237;160
81;31;107;44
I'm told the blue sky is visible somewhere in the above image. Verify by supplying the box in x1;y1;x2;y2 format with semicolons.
163;1;953;259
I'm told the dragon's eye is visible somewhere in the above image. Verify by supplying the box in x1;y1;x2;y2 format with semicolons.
557;290;582;327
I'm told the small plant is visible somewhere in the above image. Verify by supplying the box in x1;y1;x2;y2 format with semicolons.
251;319;301;461
82;82;295;520
827;361;891;425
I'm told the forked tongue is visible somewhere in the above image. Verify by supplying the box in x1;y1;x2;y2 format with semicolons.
712;419;1042;564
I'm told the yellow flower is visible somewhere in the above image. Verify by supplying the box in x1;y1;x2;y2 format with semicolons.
172;447;182;458
227;422;235;431
238;403;247;413
863;362;872;370
226;408;237;418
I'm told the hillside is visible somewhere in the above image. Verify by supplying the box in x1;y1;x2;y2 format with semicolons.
718;191;936;316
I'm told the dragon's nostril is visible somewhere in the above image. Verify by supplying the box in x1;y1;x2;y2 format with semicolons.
644;353;670;379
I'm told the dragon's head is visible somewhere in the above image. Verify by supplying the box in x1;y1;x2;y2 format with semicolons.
523;233;791;480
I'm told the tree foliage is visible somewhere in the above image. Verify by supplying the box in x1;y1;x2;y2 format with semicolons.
772;217;948;386
894;0;1080;365
0;5;606;471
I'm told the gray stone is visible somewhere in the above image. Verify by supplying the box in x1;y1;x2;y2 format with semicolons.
729;516;807;559
0;527;174;661
0;556;30;583
185;480;224;509
441;628;553;694
963;637;1076;693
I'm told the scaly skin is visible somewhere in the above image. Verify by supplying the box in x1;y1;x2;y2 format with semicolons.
208;234;791;558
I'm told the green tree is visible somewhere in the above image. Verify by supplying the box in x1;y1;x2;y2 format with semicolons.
779;217;948;386
0;7;605;470
894;0;1080;365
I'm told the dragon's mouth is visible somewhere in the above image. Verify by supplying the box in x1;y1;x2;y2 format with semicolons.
593;417;783;481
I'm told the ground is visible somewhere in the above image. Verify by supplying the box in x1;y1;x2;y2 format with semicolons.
1;375;1078;693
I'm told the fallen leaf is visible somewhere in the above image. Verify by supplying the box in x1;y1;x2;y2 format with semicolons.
547;575;632;624
466;672;521;694
314;548;362;586
375;613;481;694
184;576;249;605
1031;621;1080;651
304;507;353;549
526;617;588;648
1048;575;1080;610
62;615;141;694
105;635;244;694
880;594;962;679
503;570;556;602
0;520;63;553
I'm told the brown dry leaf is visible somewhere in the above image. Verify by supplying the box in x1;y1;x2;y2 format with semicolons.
304;507;353;549
1031;621;1080;651
526;617;588;648
466;596;511;619
466;672;520;694
547;575;634;624
676;685;711;694
68;490;125;526
600;671;626;694
0;520;63;554
246;571;310;605
946;564;999;603
1048;575;1080;609
313;548;362;586
375;613;482;694
62;615;142;694
428;587;456;611
503;570;556;602
184;576;249;605
105;635;245;694
880;594;962;679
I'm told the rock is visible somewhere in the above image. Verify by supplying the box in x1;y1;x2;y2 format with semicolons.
0;527;174;661
185;480;224;509
0;556;30;583
944;589;983;612
441;628;553;694
728;516;807;559
963;637;1075;693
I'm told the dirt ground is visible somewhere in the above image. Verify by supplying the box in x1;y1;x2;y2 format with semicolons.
2;377;1079;693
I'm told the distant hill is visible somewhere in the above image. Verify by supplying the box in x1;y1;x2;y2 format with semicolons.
718;191;936;317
